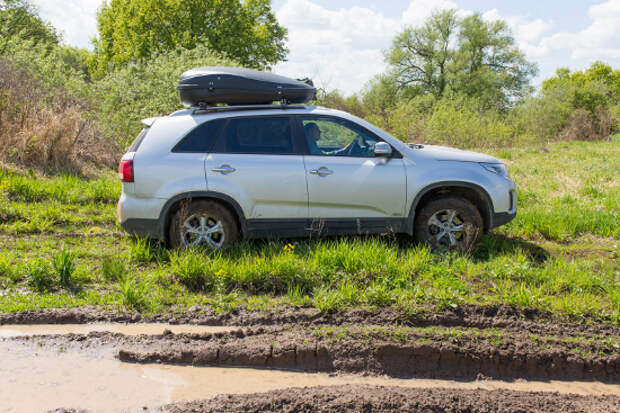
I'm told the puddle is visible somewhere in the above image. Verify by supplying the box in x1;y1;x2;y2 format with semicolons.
0;323;236;337
1;341;619;413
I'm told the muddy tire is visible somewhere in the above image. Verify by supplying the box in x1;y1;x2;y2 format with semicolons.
169;200;239;249
414;197;483;252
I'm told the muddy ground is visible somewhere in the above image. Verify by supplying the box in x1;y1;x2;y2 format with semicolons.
1;305;619;412
157;385;620;413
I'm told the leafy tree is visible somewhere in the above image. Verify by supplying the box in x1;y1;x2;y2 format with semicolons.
452;13;537;108
90;0;287;77
386;9;537;110
387;9;458;98
88;44;238;145
0;0;58;55
542;61;620;114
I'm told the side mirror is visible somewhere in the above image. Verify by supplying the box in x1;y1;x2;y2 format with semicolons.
374;142;392;157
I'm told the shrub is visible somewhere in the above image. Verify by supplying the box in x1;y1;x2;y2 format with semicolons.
88;44;237;146
24;260;55;293
118;275;148;310
0;58;116;174
101;257;125;283
52;247;75;287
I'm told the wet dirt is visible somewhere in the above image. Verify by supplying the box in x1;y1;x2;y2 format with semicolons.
1;305;619;412
2;304;617;336
112;325;620;382
0;323;236;338
156;385;620;413
1;339;619;413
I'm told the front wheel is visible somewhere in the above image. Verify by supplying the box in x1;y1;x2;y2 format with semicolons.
414;197;483;251
169;200;239;249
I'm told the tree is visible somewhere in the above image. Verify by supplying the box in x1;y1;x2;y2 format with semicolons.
387;9;458;98
90;0;288;77
386;9;537;110
542;61;620;114
0;0;58;55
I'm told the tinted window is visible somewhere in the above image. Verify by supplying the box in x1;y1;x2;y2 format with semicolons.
172;119;225;153
215;116;295;155
301;116;383;157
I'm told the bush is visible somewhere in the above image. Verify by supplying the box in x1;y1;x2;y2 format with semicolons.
101;257;125;283
24;259;55;293
0;59;116;174
52;248;76;287
88;44;237;146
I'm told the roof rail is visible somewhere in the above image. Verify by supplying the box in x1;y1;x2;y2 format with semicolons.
192;102;307;115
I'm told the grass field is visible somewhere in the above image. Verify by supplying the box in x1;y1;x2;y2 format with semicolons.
0;140;618;323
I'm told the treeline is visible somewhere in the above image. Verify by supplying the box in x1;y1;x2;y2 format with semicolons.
0;0;285;172
318;10;619;148
0;1;618;174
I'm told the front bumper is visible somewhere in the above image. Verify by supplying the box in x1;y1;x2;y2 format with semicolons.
491;211;516;229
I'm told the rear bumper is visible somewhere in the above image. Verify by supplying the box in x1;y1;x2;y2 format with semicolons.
491;211;516;229
120;218;161;240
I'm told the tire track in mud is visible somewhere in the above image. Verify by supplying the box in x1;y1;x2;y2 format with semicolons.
1;304;617;336
113;326;620;382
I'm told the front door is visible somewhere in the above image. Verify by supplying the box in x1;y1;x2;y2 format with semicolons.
299;115;407;235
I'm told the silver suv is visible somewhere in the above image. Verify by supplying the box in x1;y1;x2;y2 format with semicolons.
118;104;516;250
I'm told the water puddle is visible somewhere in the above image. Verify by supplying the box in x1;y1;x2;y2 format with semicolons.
0;323;236;337
1;341;619;413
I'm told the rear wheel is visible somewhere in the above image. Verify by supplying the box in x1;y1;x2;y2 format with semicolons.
169;200;239;249
414;197;483;251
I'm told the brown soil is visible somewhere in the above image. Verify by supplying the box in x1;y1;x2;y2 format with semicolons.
155;385;620;413
116;326;619;381
9;323;618;381
1;304;617;336
2;305;619;411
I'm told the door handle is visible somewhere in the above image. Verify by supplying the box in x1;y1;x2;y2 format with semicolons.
212;164;236;174
310;167;333;176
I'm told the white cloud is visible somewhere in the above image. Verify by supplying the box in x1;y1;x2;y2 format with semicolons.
401;0;458;26
541;0;620;60
29;0;620;94
275;0;466;94
31;0;101;49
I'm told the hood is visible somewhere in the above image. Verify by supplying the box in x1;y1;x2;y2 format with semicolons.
412;144;500;163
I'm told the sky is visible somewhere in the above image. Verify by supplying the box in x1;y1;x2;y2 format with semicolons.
31;0;620;95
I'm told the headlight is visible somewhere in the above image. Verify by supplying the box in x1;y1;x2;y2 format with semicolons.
480;162;509;178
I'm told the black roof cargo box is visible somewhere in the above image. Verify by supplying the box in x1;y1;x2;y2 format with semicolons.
178;67;316;107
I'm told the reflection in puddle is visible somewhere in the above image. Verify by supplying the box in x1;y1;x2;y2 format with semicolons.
0;323;236;337
0;340;619;413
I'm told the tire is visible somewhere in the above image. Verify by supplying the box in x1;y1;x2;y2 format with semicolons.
414;197;483;252
169;200;239;249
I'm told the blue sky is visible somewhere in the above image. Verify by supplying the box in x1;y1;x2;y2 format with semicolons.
32;0;620;94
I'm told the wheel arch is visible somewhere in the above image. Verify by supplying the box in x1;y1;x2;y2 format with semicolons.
407;181;494;234
158;191;247;244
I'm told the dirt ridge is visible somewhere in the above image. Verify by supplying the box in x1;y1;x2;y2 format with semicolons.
114;328;620;382
2;305;618;336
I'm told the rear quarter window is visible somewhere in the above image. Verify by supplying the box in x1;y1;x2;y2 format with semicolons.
172;119;226;153
127;127;149;152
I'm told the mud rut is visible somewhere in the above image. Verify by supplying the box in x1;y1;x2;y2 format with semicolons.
2;305;619;412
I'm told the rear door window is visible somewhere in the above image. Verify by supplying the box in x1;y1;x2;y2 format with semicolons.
172;119;226;153
213;116;296;155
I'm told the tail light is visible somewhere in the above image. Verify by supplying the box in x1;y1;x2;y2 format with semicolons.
119;160;134;182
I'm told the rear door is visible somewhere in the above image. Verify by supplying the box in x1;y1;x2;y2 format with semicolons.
205;115;309;235
298;115;407;234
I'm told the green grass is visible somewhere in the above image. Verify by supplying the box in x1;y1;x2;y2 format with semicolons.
0;141;618;322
